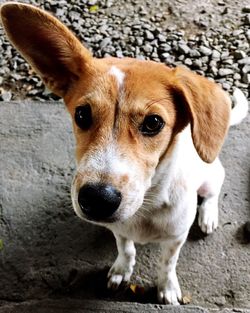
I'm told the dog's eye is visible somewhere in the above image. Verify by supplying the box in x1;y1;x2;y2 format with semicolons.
75;104;92;130
140;115;165;136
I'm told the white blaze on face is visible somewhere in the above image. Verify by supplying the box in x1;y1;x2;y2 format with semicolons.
71;142;147;222
108;66;125;91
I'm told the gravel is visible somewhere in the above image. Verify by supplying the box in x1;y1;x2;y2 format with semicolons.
0;0;249;101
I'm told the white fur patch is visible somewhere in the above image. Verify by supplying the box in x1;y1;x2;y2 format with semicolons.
108;66;125;89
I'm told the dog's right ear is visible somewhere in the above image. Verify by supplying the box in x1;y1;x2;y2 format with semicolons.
0;2;92;97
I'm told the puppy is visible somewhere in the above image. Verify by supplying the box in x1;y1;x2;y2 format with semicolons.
0;3;248;305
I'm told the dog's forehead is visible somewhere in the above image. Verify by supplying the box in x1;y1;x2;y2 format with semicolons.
66;58;172;112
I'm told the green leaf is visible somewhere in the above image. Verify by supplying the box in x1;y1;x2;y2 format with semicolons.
89;5;99;13
0;239;3;251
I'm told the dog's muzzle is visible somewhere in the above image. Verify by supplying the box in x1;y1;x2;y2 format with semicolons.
78;183;122;221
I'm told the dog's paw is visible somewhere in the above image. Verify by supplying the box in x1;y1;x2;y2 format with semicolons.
198;204;218;234
107;257;134;290
157;277;182;305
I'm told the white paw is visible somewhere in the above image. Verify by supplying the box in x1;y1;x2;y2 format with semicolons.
198;205;218;234
157;276;182;305
107;257;134;290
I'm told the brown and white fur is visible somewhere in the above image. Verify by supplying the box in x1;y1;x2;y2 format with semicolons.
0;3;248;305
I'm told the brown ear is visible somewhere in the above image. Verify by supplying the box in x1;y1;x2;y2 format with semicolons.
171;67;231;163
0;2;92;97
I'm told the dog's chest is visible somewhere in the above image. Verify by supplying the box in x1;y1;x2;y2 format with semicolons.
111;204;182;244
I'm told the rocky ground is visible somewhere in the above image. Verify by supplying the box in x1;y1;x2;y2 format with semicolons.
0;0;250;101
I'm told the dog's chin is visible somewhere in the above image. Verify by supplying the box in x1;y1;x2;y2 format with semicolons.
72;200;141;226
77;210;138;226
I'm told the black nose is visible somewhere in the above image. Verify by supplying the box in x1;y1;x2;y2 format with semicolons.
78;183;122;221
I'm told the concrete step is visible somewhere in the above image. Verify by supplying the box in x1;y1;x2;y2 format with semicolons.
0;298;249;313
0;101;249;310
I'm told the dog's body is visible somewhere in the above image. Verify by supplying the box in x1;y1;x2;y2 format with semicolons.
1;3;248;305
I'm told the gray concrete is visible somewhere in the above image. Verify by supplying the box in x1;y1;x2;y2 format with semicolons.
0;101;249;311
0;299;249;313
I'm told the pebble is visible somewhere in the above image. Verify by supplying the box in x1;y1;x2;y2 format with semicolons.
234;50;246;60
178;44;190;55
242;65;250;74
244;14;250;25
218;68;234;77
160;43;172;52
212;50;221;59
238;57;250;65
199;46;212;56
242;6;250;13
193;59;203;69
233;73;241;80
242;73;250;84
1;90;12;101
189;49;201;58
222;82;231;90
144;30;155;41
184;58;192;66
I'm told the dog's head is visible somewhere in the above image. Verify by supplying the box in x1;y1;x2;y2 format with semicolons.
0;3;231;224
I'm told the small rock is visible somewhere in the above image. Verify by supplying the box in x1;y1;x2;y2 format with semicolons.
238;57;250;65
161;52;170;59
139;5;148;15
242;73;250;84
242;6;250;13
189;49;201;58
210;66;218;76
222;82;231;90
184;58;192;66
164;55;175;65
142;43;153;54
244;14;250;25
233;73;241;80
88;0;98;5
212;50;221;59
116;50;124;58
178;44;190;55
221;51;229;59
242;65;250;74
157;34;166;43
144;30;154;41
199;46;212;56
222;59;233;65
218;68;234;77
234;50;246;60
100;38;112;49
247;30;250;40
160;43;172;52
192;59;203;69
135;37;144;46
1;90;12;101
232;29;244;36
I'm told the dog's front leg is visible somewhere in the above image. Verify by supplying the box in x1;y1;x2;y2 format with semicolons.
157;233;188;305
107;233;136;290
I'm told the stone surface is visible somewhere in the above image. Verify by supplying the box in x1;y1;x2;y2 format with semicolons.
0;100;249;311
0;299;250;313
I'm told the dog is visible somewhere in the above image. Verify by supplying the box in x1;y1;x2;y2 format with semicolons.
0;2;248;305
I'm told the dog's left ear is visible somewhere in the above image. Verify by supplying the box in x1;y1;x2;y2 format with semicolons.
0;2;92;97
171;67;231;163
